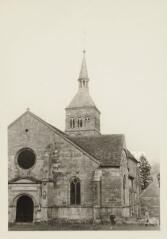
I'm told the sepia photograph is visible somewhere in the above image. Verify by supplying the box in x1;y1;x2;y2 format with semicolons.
0;0;166;236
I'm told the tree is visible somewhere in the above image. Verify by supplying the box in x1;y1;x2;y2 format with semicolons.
157;172;160;187
138;154;152;191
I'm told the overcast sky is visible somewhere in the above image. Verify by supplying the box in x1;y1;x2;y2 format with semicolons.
0;0;166;164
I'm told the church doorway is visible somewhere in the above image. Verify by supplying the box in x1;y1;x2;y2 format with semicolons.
16;195;34;222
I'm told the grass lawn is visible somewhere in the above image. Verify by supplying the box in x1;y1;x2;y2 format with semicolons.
9;222;160;231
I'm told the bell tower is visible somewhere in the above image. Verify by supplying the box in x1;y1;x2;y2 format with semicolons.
65;51;101;137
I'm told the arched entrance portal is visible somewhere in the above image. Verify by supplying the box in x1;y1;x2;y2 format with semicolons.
16;195;34;222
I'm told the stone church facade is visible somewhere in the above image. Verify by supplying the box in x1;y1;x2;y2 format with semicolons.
8;52;140;223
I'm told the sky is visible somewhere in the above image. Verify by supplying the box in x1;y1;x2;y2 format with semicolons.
0;0;167;164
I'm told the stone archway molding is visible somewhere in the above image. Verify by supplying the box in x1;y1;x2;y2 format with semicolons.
11;192;38;208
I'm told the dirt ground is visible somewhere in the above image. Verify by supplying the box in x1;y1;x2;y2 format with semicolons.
9;222;160;231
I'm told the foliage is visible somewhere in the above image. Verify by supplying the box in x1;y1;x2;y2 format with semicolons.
138;155;152;191
157;172;160;187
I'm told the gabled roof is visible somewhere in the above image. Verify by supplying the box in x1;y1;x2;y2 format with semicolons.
126;149;139;163
69;135;125;167
8;110;100;165
8;110;135;167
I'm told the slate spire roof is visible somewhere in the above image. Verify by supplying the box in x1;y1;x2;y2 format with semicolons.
67;88;97;109
66;51;98;110
79;50;88;80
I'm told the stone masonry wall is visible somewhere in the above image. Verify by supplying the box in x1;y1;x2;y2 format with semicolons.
8;112;99;222
8;113;56;181
127;158;140;217
101;168;122;208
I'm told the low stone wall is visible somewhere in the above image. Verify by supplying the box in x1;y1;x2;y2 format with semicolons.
93;206;124;223
48;206;132;223
48;207;93;221
103;208;122;223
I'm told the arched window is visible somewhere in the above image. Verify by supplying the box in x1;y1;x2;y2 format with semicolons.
70;177;81;205
72;119;75;128
80;119;82;127
70;119;72;128
123;175;126;204
77;118;82;128
70;118;75;128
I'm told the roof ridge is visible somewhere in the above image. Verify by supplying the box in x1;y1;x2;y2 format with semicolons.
69;134;124;138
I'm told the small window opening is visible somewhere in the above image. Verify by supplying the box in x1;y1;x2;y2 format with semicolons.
70;177;81;205
70;118;75;128
77;118;82;128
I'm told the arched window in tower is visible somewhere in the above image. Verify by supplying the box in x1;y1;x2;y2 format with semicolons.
72;118;75;128
123;175;126;204
77;118;83;128
70;118;75;128
80;119;82;127
70;118;72;128
70;177;81;205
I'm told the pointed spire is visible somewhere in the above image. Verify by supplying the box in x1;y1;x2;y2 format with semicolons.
79;50;88;80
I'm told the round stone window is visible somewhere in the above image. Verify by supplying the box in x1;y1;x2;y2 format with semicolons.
17;148;36;169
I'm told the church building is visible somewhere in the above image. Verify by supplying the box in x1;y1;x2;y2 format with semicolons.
8;51;140;224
